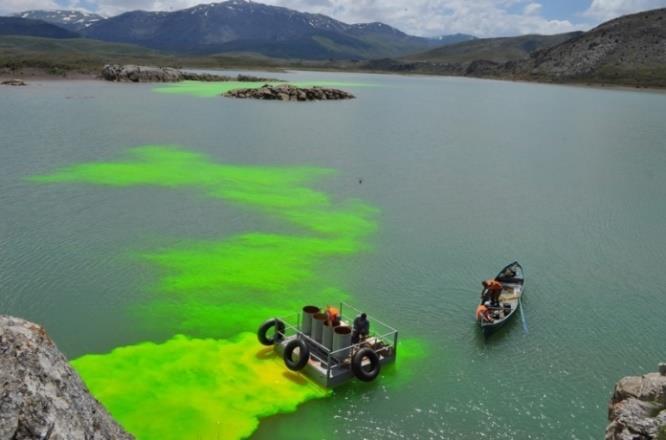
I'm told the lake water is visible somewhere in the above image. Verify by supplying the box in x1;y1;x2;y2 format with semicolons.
1;71;665;439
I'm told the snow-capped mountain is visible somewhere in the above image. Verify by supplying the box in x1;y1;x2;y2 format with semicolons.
15;10;106;32
11;2;471;60
81;0;444;59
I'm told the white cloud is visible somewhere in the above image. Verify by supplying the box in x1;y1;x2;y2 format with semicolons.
0;0;59;14
583;0;666;20
92;0;201;15
260;0;584;37
523;2;542;15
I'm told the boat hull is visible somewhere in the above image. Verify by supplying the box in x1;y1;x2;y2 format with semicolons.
477;262;524;335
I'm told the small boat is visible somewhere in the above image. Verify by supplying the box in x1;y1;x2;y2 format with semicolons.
477;261;524;335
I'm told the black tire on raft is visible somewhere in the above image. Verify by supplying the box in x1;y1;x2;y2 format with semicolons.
351;348;381;382
257;319;285;346
283;339;310;371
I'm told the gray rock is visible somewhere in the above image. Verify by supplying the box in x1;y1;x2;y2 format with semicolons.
101;64;181;82
1;79;26;86
101;64;276;83
659;363;666;376
0;315;133;440
606;366;666;440
224;84;355;101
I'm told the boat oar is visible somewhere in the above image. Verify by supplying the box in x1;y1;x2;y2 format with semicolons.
518;297;528;334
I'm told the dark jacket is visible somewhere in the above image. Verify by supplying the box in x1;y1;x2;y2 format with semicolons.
353;316;370;335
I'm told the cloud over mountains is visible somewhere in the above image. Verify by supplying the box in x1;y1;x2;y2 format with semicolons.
2;0;665;37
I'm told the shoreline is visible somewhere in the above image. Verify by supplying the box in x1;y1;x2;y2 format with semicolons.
2;66;666;94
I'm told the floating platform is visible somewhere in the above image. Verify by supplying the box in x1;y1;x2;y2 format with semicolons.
261;303;398;388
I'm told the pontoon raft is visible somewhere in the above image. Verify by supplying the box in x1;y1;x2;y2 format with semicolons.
257;303;398;388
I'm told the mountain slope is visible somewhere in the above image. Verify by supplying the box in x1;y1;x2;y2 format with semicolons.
432;33;477;45
403;32;583;64
14;10;105;32
0;17;79;39
82;0;439;59
511;8;666;84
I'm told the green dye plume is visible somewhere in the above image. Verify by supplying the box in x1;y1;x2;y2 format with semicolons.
33;146;377;335
35;145;427;439
32;146;375;239
137;233;360;335
72;333;330;440
153;80;375;98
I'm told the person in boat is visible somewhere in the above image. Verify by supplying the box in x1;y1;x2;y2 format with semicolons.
482;279;503;307
325;305;340;327
352;313;370;344
476;303;493;322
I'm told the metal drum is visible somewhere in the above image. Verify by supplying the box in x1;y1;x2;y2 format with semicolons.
322;321;335;350
312;313;327;343
332;326;352;361
301;305;320;336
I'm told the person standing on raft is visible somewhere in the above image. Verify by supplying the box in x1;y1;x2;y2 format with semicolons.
352;313;370;344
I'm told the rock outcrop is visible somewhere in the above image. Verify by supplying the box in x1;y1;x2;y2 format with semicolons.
1;79;27;86
361;9;666;88
606;364;666;440
224;84;355;101
0;315;132;440
518;9;666;82
101;64;273;83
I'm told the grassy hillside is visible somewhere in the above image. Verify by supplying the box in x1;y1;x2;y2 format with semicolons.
0;36;165;74
403;32;583;64
0;36;284;75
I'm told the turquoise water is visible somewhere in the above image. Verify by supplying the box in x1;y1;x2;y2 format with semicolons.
1;71;665;439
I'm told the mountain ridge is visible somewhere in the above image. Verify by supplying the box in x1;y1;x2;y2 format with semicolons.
0;17;80;39
404;32;584;64
79;0;444;59
14;10;105;32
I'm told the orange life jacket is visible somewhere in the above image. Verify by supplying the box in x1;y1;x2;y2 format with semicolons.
325;306;340;326
483;279;502;291
476;304;494;322
476;304;488;320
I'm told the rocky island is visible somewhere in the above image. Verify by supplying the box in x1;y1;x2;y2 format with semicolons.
101;64;274;83
224;84;355;101
0;315;132;440
606;364;666;440
1;79;27;86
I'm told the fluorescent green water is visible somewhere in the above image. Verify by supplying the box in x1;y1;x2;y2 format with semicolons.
32;144;415;438
153;80;375;98
32;146;377;335
2;72;666;439
72;333;329;440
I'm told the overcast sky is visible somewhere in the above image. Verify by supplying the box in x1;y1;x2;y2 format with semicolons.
3;0;666;37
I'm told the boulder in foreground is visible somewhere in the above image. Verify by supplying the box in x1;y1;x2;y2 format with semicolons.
606;364;666;440
0;315;133;440
225;84;355;101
